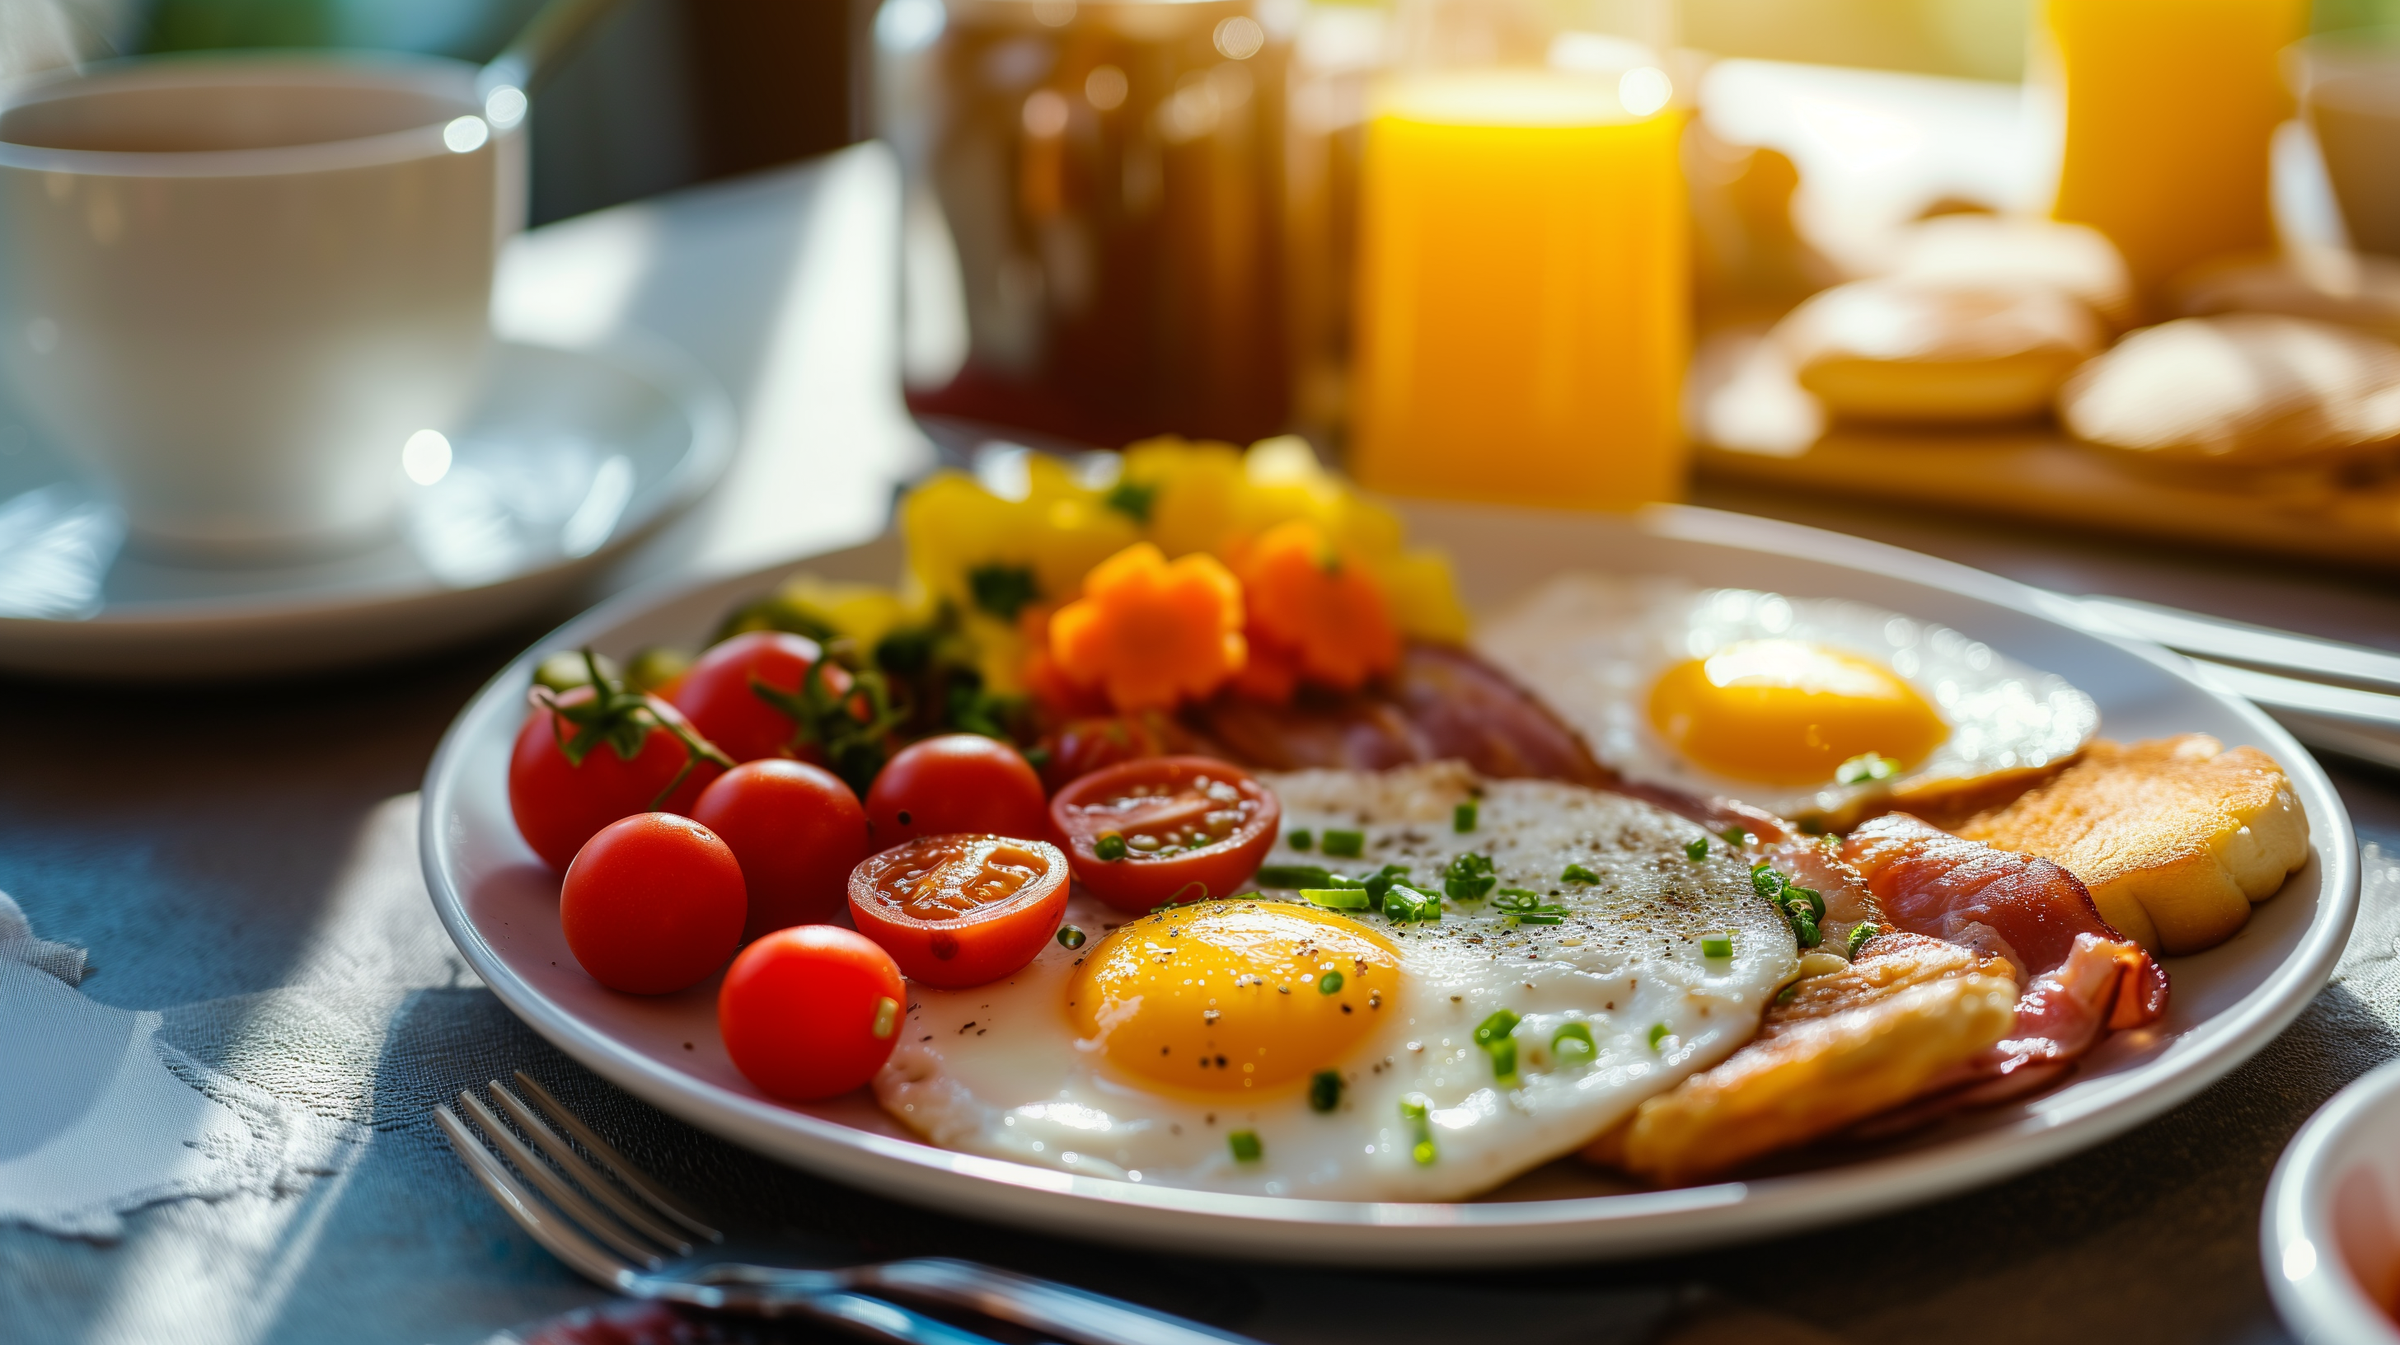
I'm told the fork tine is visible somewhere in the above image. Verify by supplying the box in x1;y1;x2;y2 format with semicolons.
512;1070;720;1241
458;1090;672;1267
488;1079;693;1255
435;1104;638;1292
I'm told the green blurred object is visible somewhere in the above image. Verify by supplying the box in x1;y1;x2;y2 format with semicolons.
136;0;548;58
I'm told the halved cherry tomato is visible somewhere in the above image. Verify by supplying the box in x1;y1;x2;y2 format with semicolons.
670;631;854;765
719;924;905;1100
847;834;1069;987
1049;757;1280;913
863;734;1049;846
509;682;729;872
560;813;747;995
691;759;871;939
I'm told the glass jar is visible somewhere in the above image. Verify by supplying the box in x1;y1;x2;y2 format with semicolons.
879;0;1294;448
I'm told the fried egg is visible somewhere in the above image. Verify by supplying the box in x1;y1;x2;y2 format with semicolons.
1477;575;2097;825
874;763;1794;1201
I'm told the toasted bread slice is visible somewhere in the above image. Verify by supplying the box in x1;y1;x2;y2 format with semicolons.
1954;734;2308;954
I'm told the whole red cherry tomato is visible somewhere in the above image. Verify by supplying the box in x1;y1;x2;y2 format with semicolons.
1049;757;1281;912
719;925;905;1101
690;759;871;939
670;631;854;765
1033;714;1184;794
560;813;748;994
847;834;1069;987
864;734;1049;846
509;677;731;872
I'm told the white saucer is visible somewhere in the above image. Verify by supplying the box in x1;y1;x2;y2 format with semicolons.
0;339;734;679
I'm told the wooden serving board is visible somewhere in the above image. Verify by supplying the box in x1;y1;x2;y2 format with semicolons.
1687;329;2400;572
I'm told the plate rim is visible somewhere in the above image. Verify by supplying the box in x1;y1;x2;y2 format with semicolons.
0;333;735;634
420;501;2360;1265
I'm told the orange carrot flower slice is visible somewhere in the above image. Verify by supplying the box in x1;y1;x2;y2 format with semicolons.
1049;543;1247;712
1237;520;1400;693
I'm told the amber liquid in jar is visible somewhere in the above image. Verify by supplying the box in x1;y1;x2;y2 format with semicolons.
881;0;1291;447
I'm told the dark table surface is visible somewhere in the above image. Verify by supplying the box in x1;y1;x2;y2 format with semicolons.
6;150;2400;1345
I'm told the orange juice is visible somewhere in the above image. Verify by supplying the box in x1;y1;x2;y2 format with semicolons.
1348;70;1687;511
2043;0;2308;305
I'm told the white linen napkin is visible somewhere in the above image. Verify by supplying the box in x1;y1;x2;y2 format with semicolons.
0;888;367;1238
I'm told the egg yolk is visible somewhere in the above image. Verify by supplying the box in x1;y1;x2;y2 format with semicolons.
1647;639;1948;786
1068;901;1398;1095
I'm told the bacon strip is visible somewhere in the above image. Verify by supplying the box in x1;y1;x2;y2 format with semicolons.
1843;813;2169;1082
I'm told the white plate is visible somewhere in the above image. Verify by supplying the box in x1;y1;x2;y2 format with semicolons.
420;501;2359;1266
2266;1061;2400;1344
0;338;733;679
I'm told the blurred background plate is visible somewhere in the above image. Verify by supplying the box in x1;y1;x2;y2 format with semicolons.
0;337;733;679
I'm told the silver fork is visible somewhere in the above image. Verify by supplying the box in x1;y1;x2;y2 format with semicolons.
435;1071;1263;1345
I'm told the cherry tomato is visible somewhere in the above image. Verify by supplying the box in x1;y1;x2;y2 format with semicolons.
560;813;747;994
690;759;871;939
718;924;906;1100
1033;714;1183;795
864;734;1049;846
1049;757;1281;913
670;631;853;765
509;685;727;872
847;834;1069;987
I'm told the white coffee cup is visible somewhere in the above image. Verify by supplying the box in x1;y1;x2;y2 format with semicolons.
0;52;522;556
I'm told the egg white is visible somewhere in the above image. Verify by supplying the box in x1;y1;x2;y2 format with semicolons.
874;765;1795;1201
1476;574;2098;822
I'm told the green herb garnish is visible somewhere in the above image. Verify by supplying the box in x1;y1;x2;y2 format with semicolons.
1847;922;1881;958
1287;829;1314;851
1228;1130;1262;1162
1361;864;1411;911
1056;926;1086;950
1722;826;1751;847
1552;1021;1596;1063
1095;832;1128;861
1309;1070;1343;1113
1700;932;1733;959
1453;800;1478;833
1560;863;1600;885
1442;853;1497;903
1647;1022;1671;1051
1320;829;1366;858
1493;889;1567;925
966;563;1041;621
1301;888;1370;911
1400;1095;1436;1165
1318;970;1345;994
1836;752;1901;786
1257;864;1340;889
1684;837;1709;863
1383;884;1440;924
1103;479;1158;524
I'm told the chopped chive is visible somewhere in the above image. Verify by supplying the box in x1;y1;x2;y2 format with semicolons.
1722;826;1750;847
1776;982;1800;1005
1095;832;1127;861
1321;829;1365;858
1647;1022;1670;1051
1473;1008;1521;1048
1301;887;1371;911
1836;752;1901;786
1751;865;1786;901
1257;864;1339;889
1287;829;1314;851
1487;1037;1519;1087
1383;884;1440;924
1786;886;1826;922
1309;1070;1343;1113
1552;1021;1596;1063
1228;1130;1262;1162
1401;1095;1437;1165
1362;864;1411;911
1684;837;1708;862
1700;932;1733;959
1560;862;1601;885
1453;800;1478;833
1494;888;1568;925
1056;926;1086;950
1442;853;1497;902
1318;970;1345;994
1847;922;1881;957
871;996;899;1039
